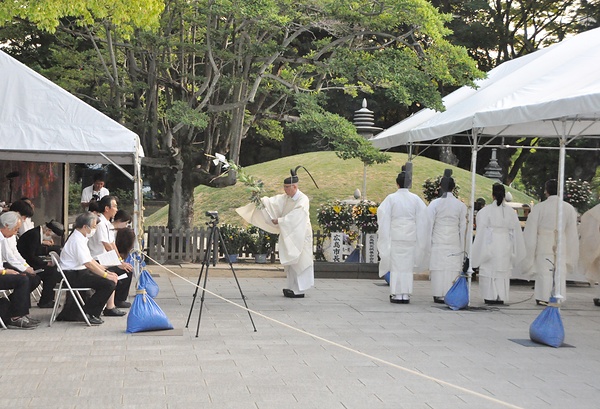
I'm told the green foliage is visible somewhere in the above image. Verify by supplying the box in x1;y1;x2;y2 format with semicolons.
165;101;209;130
291;94;391;165
0;0;164;37
68;182;82;214
422;175;461;203
112;188;134;208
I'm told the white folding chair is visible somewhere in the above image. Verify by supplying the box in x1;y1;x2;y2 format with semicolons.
48;252;91;326
0;290;9;330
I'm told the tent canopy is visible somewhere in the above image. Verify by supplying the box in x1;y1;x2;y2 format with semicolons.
0;49;143;165
371;27;600;149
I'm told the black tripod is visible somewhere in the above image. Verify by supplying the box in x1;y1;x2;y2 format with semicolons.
185;211;257;337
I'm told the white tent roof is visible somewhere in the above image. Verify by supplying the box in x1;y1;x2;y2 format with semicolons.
0;49;143;164
371;27;600;149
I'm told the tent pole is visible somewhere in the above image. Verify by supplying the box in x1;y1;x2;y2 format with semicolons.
553;122;567;301
62;163;70;237
466;130;478;306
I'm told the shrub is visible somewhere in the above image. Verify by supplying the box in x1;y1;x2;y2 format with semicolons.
316;200;354;234
351;200;379;234
564;178;593;213
219;224;247;255
246;226;277;255
422;175;461;203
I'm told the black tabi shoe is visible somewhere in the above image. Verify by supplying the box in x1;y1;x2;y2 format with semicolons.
484;299;504;305
85;314;104;325
402;299;410;304
594;298;600;307
283;289;304;298
433;296;445;304
103;307;127;317
389;295;403;304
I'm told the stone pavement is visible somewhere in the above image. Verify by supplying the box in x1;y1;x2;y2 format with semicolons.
2;262;600;409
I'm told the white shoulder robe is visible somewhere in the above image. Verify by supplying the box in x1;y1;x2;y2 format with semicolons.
237;191;314;291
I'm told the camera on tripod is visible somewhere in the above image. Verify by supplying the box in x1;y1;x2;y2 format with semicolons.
205;210;219;224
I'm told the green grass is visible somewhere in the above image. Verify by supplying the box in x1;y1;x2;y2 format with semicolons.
145;151;535;228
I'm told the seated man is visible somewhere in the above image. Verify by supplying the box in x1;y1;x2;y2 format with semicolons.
17;220;64;308
0;211;39;329
59;212;118;325
88;196;133;312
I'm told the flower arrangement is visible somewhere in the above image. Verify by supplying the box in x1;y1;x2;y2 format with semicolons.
564;178;593;213
246;225;277;255
422;175;461;203
316;200;354;234
351;200;379;234
219;224;247;255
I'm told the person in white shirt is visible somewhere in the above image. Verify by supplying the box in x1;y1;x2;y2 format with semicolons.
0;211;39;329
80;173;109;211
59;212;118;325
87;196;133;313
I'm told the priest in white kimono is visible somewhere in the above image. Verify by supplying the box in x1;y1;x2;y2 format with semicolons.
578;203;600;306
237;167;315;298
523;179;579;305
427;170;468;304
377;165;429;304
472;183;525;304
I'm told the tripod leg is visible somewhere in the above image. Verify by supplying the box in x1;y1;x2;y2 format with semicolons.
194;225;218;337
216;227;257;332
185;225;213;328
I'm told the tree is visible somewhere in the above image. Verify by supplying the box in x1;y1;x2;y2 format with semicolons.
0;0;483;228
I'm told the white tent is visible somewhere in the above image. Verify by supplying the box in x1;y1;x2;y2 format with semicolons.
0;49;144;235
370;27;600;298
371;27;600;148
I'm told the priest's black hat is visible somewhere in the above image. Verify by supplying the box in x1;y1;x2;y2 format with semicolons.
283;166;319;188
46;220;65;237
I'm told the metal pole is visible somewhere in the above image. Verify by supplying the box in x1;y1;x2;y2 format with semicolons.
553;121;567;301
466;130;479;306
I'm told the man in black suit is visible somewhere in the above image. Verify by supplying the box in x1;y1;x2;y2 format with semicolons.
17;220;64;308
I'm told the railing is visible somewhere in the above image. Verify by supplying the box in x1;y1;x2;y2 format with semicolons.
145;226;342;264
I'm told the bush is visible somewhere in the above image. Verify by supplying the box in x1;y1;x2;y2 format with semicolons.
564;178;593;213
422;175;461;203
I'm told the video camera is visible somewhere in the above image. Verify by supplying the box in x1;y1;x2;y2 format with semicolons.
205;210;219;225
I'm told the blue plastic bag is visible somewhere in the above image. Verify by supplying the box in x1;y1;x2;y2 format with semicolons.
444;275;469;310
383;271;390;284
529;298;564;348
138;269;159;298
126;289;173;333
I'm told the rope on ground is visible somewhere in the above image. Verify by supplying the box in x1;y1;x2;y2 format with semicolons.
142;252;525;409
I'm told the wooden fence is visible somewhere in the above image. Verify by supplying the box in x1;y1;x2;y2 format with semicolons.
145;226;335;264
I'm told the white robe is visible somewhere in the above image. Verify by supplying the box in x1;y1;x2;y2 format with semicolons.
427;193;468;297
578;204;600;283
522;195;579;302
236;190;314;293
377;189;429;297
472;200;526;302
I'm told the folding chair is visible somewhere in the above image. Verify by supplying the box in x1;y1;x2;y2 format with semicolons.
48;251;91;326
0;290;8;330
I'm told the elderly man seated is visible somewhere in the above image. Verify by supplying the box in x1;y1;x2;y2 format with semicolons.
0;211;39;329
58;212;118;325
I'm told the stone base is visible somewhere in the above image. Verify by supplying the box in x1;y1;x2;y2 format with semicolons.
314;262;379;279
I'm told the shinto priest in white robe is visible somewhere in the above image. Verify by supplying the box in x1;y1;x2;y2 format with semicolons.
522;195;579;302
377;188;429;299
236;191;314;294
427;192;468;298
471;200;525;302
